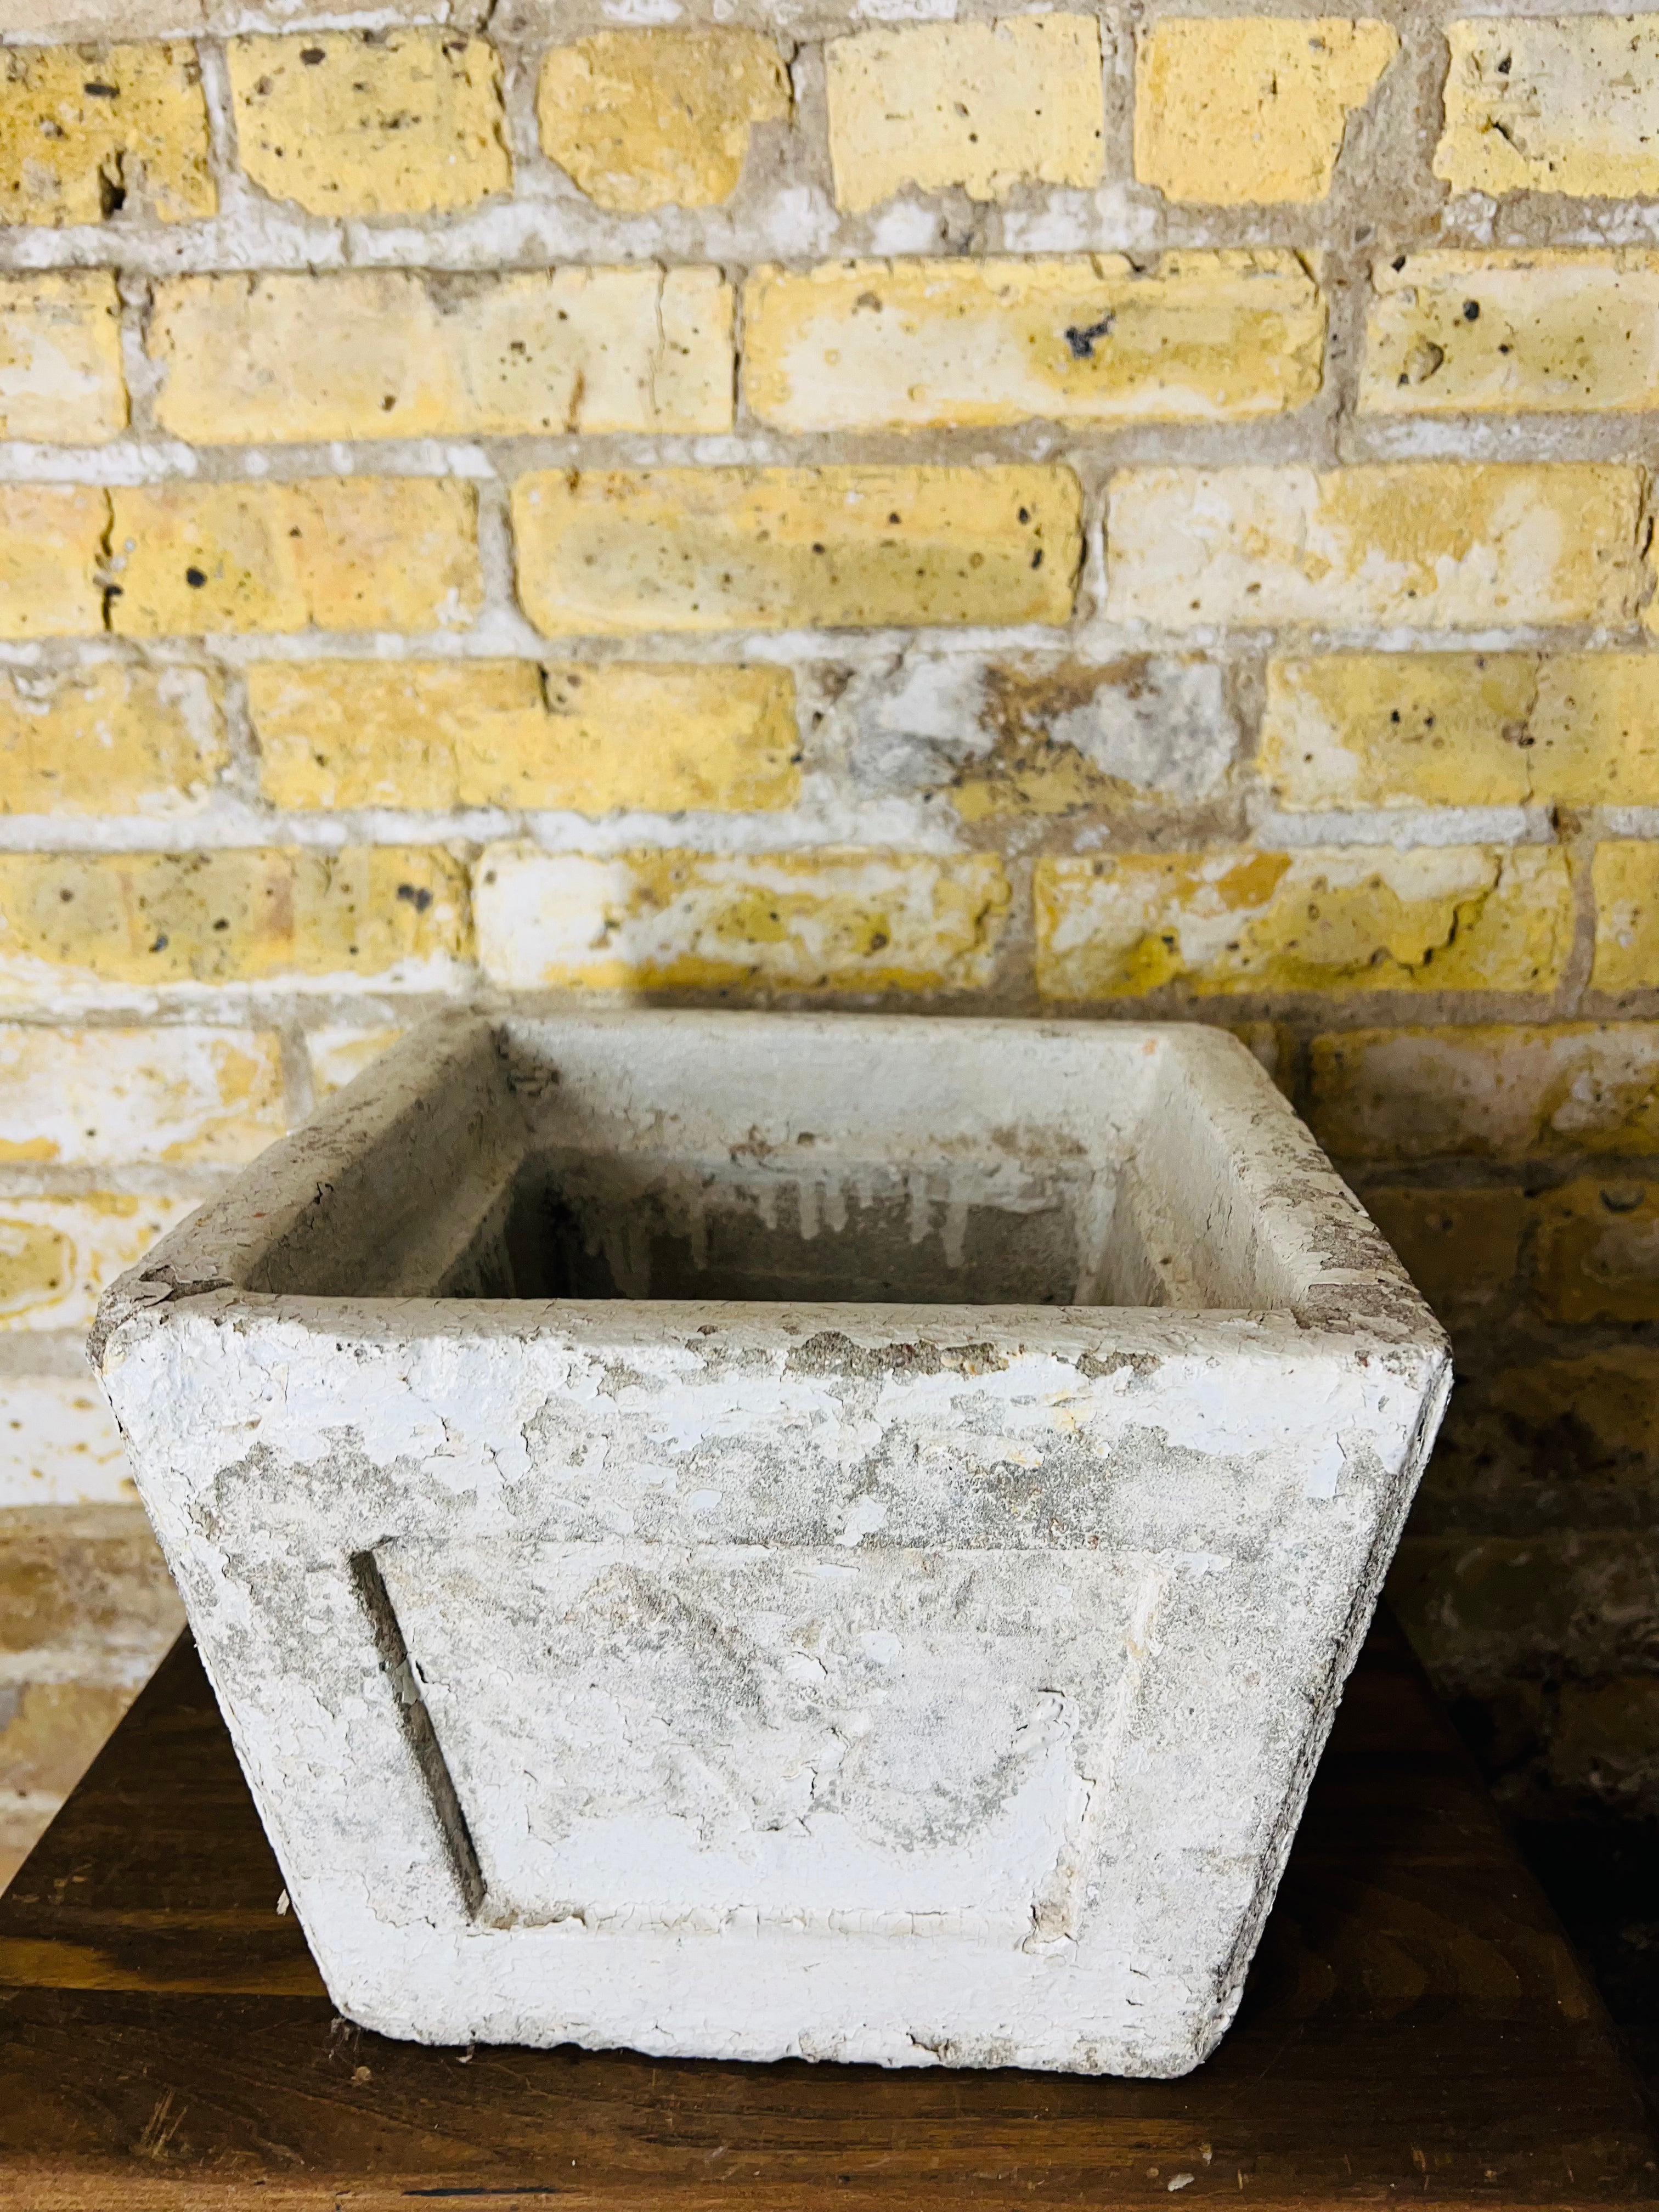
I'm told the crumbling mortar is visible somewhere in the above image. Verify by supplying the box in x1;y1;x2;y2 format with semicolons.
1324;251;1373;473
1634;474;1658;628
216;661;269;816
276;1018;319;1130
470;476;544;656
1544;811;1599;1022
494;21;545;174
114;272;165;441
1;411;1452;483
92;489;120;636
193;37;242;215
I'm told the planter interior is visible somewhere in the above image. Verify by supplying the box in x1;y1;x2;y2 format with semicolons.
94;1009;1449;2076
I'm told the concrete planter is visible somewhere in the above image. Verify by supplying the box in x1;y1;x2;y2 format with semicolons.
93;1010;1448;2076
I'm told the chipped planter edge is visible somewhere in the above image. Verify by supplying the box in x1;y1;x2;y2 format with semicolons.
91;1007;1451;2078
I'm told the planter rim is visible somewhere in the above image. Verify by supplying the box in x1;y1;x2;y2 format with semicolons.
93;1004;1447;1364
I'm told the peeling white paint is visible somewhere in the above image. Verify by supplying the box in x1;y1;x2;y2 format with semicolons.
94;1008;1449;2076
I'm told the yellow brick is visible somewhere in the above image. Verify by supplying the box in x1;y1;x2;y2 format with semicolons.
248;659;800;814
474;845;1010;994
1390;1525;1652;1672
1592;841;1659;996
1106;465;1645;628
0;273;124;442
1550;1677;1659;1796
1261;655;1659;810
1437;18;1659;199
0;1379;132;1504
0;1024;286;1163
511;467;1080;636
226;31;509;218
742;252;1323;431
0;42;213;225
152;268;733;443
0;1192;195;1330
1534;1178;1659;1324
1364;250;1659;414
1034;844;1572;999
105;479;481;637
1494;658;1659;806
0;1681;132;1797
0;1504;182;1668
1487;1348;1659;1463
824;17;1103;213
0;486;107;639
1307;1024;1659;1161
1362;1186;1527;1328
0;847;468;994
952;748;1146;824
1134;18;1397;205
0;664;224;815
537;30;788;213
305;1023;404;1099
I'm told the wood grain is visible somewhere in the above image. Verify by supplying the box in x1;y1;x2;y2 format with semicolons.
0;1615;1653;2211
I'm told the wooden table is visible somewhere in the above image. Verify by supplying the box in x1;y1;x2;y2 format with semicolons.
1;1615;1654;2211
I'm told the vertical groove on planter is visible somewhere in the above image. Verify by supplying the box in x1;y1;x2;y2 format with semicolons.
349;1547;487;1921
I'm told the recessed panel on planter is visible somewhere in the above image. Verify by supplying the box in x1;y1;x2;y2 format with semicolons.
376;1540;1160;1938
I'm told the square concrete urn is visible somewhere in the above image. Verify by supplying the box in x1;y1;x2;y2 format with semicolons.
92;1009;1449;2076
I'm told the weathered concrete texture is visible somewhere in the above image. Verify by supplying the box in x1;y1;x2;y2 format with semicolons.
94;1010;1448;2073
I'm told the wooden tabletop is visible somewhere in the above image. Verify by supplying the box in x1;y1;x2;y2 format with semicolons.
0;1615;1654;2212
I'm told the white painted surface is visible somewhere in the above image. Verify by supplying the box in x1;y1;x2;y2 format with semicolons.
93;1008;1449;2075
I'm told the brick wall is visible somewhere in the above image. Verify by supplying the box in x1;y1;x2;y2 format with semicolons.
2;0;1657;1859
